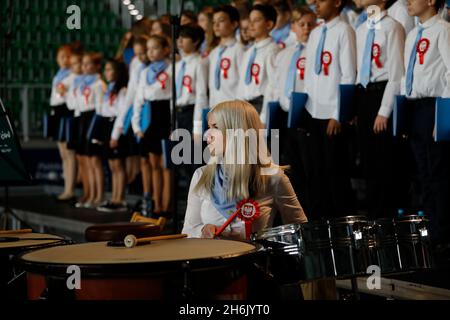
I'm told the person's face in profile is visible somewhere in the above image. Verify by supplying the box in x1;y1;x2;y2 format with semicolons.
205;113;224;157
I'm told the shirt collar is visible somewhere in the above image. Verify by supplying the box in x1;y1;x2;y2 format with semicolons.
324;15;341;29
220;38;237;48
366;10;388;28
181;52;199;63
254;37;273;49
418;14;440;29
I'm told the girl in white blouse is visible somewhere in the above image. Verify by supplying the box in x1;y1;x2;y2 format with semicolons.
182;100;308;239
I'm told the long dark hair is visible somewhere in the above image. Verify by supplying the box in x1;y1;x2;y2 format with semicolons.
105;58;129;95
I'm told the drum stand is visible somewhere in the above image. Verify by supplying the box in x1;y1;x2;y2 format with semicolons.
350;278;360;300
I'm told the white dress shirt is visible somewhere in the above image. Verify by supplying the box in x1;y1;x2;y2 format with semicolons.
50;73;76;107
66;74;83;116
176;53;209;135
132;61;172;134
388;0;416;35
208;38;245;109
181;165;308;239
238;37;280;122
305;16;357;120
356;12;406;117
112;57;146;139
401;15;450;98
272;42;308;112
74;75;104;113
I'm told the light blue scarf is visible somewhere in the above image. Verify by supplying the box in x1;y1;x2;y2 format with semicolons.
146;60;168;85
271;23;291;45
52;68;71;87
210;164;238;220
79;74;98;93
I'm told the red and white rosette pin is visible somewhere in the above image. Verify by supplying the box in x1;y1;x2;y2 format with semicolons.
83;87;91;105
237;199;260;239
321;51;332;76
251;63;261;85
220;58;231;79
278;42;286;50
109;93;117;107
182;75;193;94
416;38;429;65
297;57;306;80
157;72;169;90
214;199;260;239
372;44;382;68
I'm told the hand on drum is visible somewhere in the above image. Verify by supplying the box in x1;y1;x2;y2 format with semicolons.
201;224;218;239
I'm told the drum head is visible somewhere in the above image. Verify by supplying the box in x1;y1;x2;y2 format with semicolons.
18;238;257;276
0;233;63;255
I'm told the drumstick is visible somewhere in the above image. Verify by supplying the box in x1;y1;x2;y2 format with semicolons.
215;209;240;237
124;234;188;248
0;229;32;235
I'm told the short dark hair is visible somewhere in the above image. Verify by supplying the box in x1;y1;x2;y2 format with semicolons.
105;58;129;95
273;0;292;13
385;0;396;9
213;4;241;24
338;0;348;13
181;10;198;23
434;0;445;11
251;4;278;25
179;24;206;51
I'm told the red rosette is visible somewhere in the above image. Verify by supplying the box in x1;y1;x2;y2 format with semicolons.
321;51;332;76
220;58;231;79
250;63;261;85
416;38;429;65
109;93;117;107
157;72;168;90
296;57;306;80
182;75;193;94
278;42;286;50
371;43;382;69
83;87;91;105
237;199;260;239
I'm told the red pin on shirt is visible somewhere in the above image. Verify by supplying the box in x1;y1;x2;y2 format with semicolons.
297;57;306;80
220;58;231;79
83;87;91;105
109;93;117;107
372;44;383;68
251;64;261;85
157;72;168;90
215;199;261;240
417;38;429;65
182;75;193;94
321;51;332;76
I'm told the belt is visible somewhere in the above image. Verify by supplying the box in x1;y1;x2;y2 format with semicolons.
357;81;387;92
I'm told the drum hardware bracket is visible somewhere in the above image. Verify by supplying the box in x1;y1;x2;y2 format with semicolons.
7;270;25;286
181;261;194;299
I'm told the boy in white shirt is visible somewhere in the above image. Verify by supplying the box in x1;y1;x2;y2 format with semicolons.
271;0;298;49
303;0;357;219
238;4;280;117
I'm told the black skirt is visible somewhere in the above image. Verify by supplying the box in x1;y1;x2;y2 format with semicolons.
75;110;95;155
139;99;171;156
44;104;72;141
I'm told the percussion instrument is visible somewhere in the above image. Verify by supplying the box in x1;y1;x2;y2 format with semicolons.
18;238;257;300
84;222;160;242
394;215;432;271
0;232;65;299
369;218;401;274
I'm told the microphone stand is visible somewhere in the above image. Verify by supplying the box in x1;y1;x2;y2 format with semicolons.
169;0;185;233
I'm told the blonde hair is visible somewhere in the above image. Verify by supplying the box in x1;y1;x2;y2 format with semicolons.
194;100;276;201
291;5;316;22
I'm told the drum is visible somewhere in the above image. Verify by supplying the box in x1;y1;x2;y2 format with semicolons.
328;216;372;278
251;224;305;284
370;218;401;274
395;215;432;271
0;233;66;300
300;220;336;281
18;238;257;300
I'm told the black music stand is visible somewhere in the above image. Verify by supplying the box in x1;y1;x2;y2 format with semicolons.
0;97;32;230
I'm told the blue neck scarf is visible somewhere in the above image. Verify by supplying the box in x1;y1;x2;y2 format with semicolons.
52;68;71;87
79;74;98;93
104;82;115;102
72;74;85;90
146;60;168;85
271;23;291;44
210;165;238;220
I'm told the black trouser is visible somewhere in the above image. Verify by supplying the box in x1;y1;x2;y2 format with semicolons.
409;97;450;245
356;82;397;218
301;111;355;220
176;104;194;133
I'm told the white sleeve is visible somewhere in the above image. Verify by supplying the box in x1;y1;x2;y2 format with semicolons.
111;88;128;140
193;59;209;135
94;81;105;114
261;46;281;125
181;169;205;238
379;23;406;118
438;24;450;98
132;73;145;133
